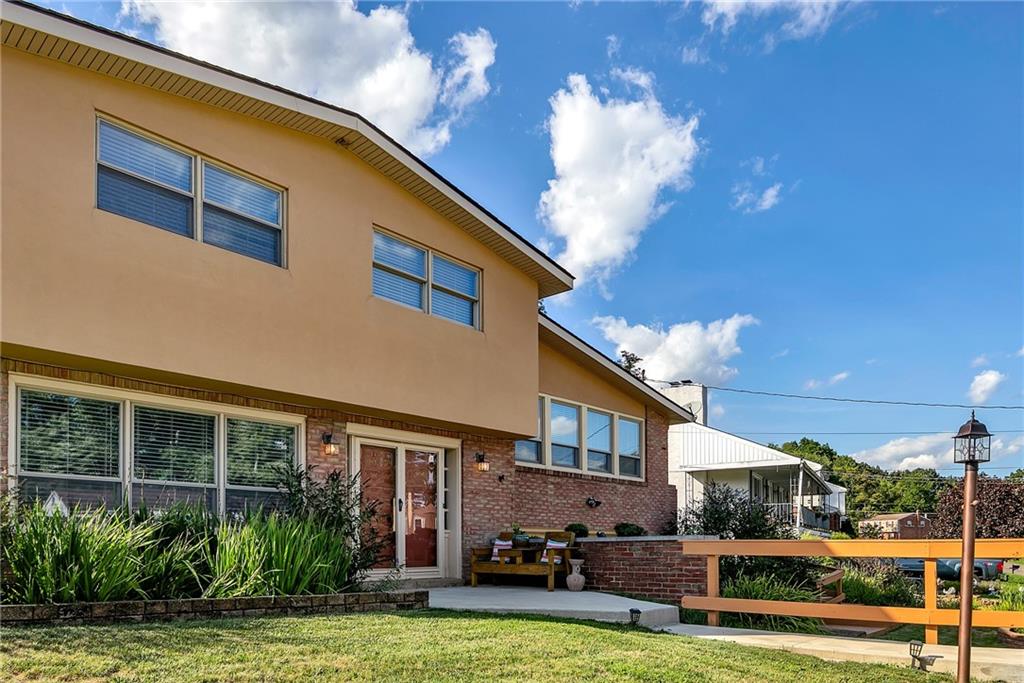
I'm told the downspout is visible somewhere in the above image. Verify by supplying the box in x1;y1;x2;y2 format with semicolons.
796;461;804;533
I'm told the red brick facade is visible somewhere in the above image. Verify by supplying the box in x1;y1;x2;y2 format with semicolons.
577;538;707;604
1;360;678;578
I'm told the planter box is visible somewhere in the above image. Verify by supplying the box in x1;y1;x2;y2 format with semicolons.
0;590;428;626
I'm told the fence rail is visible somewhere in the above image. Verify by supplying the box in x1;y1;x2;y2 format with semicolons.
680;538;1024;645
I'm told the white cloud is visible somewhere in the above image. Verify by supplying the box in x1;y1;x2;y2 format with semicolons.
710;403;726;419
681;45;711;65
970;354;989;368
968;370;1006;404
121;1;496;157
865;358;878;365
854;433;1024;472
770;348;790;360
1016;346;1024;357
592;313;758;384
701;0;845;50
538;71;700;292
731;155;785;214
606;34;621;59
804;370;849;390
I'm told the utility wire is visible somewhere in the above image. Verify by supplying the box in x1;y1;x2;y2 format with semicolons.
646;379;1024;410
735;430;1024;436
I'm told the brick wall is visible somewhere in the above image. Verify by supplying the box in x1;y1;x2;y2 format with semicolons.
512;408;677;536
577;537;708;604
1;360;678;576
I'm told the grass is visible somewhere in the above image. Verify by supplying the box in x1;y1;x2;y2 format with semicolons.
878;624;1004;649
0;610;949;682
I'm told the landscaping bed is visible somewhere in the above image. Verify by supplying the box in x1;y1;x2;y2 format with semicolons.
0;610;948;682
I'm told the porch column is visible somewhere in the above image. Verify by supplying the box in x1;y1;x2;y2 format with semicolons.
796;462;804;532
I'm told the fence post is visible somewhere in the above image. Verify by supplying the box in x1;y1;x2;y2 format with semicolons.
707;555;720;627
924;558;938;645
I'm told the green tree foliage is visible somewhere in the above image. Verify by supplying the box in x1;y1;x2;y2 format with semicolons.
1007;468;1024;482
770;438;948;527
929;474;1024;539
617;351;646;381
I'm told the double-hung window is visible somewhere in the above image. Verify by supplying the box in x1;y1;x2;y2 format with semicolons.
96;118;285;266
12;377;302;514
372;230;480;328
515;395;644;480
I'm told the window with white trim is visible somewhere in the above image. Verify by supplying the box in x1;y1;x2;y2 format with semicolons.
97;118;285;266
516;395;644;480
372;229;480;328
12;378;301;514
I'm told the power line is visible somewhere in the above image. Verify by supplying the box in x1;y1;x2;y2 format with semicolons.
647;379;1024;410
735;430;1024;436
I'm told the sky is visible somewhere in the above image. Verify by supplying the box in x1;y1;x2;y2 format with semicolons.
39;1;1024;477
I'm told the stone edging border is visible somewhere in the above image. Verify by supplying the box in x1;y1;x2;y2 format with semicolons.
0;590;428;626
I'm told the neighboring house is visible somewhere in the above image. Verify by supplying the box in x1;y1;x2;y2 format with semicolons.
858;513;931;540
659;382;845;534
0;2;692;582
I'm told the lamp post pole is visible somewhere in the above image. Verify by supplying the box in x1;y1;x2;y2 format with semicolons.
951;410;992;683
956;459;978;683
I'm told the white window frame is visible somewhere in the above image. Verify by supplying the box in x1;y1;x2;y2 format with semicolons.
8;373;305;515
371;227;482;330
515;394;645;481
95;114;288;268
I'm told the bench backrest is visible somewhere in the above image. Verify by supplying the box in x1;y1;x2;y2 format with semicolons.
544;531;575;545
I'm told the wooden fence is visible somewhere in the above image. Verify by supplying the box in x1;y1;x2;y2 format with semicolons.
681;539;1024;644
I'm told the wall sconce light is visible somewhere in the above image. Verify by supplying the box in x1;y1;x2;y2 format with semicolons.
586;496;602;508
322;433;340;456
475;452;490;472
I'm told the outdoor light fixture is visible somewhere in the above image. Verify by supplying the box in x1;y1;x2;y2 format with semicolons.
475;452;490;472
629;608;642;626
321;433;340;457
952;411;992;683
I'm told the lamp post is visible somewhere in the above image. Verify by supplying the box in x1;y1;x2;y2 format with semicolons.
951;411;991;683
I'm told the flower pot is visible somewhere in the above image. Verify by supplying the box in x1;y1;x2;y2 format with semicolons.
512;534;531;548
566;558;585;592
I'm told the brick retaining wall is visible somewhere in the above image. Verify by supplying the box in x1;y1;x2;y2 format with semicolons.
577;536;712;604
0;590;428;626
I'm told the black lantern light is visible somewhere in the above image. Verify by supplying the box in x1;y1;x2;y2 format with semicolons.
952;411;992;464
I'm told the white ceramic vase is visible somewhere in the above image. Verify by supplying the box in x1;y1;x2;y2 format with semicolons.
566;558;585;592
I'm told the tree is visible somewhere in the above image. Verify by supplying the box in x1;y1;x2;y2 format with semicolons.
1007;468;1024;483
617;351;646;381
929;475;1024;539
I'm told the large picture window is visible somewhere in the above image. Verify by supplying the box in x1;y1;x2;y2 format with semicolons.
372;229;481;328
11;377;302;514
97;118;286;267
516;395;643;480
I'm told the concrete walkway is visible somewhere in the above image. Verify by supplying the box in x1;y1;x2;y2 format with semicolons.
662;624;1024;682
428;586;679;628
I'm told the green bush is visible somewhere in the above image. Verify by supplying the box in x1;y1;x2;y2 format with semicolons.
841;565;921;608
614;522;646;537
720;573;825;634
564;523;589;538
996;585;1024;612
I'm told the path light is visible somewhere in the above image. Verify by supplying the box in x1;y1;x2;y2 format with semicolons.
629;608;642;626
952;411;991;683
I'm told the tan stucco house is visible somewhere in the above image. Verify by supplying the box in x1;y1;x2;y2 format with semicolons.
0;1;692;582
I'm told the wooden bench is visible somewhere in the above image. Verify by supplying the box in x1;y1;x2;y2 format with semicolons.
470;531;576;591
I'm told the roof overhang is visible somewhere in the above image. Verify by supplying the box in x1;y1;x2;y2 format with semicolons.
0;0;574;298
538;314;694;424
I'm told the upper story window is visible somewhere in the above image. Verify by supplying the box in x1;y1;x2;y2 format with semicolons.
372;230;480;328
13;376;303;514
96;118;285;266
515;395;644;480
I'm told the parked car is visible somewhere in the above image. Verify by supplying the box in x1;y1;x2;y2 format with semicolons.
895;558;1004;580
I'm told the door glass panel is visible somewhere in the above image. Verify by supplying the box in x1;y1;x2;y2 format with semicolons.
360;444;397;569
404;449;438;568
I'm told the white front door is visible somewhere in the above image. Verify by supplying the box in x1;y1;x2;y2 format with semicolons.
353;438;446;579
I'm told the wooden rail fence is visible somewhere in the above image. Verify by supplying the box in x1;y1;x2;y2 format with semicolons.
681;539;1024;644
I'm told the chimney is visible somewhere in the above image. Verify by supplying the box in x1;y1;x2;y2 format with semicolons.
658;380;708;425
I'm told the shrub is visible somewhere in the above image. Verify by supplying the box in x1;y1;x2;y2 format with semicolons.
672;483;793;540
720;573;825;634
841;563;921;608
564;523;589;538
996;585;1024;612
1;502;155;604
613;522;646;537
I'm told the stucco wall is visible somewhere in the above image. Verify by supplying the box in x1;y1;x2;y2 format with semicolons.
538;340;644;418
0;47;538;437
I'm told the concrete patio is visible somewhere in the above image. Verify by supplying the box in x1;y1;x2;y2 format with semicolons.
428;586;680;628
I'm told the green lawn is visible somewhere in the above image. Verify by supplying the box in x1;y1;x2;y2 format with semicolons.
0;610;948;682
879;624;1004;649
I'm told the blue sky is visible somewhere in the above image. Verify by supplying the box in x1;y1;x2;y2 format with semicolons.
43;1;1023;475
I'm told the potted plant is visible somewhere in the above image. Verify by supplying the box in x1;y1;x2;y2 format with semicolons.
564;523;589;538
510;523;531;548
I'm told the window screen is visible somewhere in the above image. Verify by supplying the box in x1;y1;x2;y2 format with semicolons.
586;410;612;473
550;401;580;468
133;405;215;484
373;231;426;309
618;417;641;477
201;163;283;265
431;255;478;327
226;418;295;488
